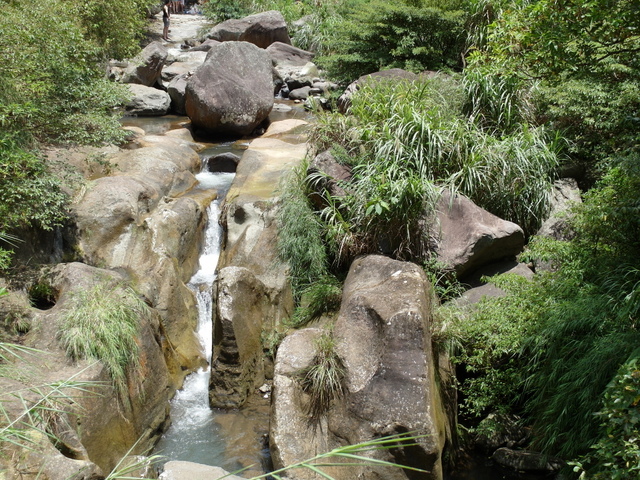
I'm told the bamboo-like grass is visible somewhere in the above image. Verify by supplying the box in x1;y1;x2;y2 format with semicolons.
57;281;148;398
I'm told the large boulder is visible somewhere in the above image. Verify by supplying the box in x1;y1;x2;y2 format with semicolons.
0;263;173;475
121;41;168;86
167;74;190;115
271;255;450;480
125;84;171;116
208;120;308;408
431;190;525;278
73;142;210;384
185;41;274;136
266;41;314;67
206;11;291;49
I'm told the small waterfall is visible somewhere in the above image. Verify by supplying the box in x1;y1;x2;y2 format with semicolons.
154;169;236;468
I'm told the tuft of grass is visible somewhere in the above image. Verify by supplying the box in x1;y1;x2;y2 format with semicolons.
57;281;148;398
297;331;346;425
288;275;343;328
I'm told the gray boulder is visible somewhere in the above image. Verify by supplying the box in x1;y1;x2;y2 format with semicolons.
307;150;352;209
456;260;533;307
432;190;525;278
167;74;190;115
537;178;581;240
125;84;171;116
206;10;291;49
121;41;168;86
492;448;564;474
189;38;221;52
161;461;245;480
288;85;311;100
271;255;450;480
185;41;274;136
266;41;314;67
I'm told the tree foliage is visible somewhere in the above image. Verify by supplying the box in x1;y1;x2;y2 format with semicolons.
318;0;468;82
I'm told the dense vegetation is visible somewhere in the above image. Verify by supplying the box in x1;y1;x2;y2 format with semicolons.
264;0;640;477
0;0;638;477
0;0;156;270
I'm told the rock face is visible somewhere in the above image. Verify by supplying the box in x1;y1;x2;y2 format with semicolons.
432;190;525;278
537;178;581;240
271;255;450;480
307;149;352;209
125;84;171;116
185;41;274;136
73;139;210;383
206;11;291;48
0;262;172;476
121;41;168;86
492;448;564;474
208;120;309;408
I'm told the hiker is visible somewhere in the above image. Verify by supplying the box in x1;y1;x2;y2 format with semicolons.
162;0;170;41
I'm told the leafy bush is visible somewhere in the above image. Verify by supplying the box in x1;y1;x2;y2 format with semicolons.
318;1;467;83
202;0;252;22
442;152;640;459
0;0;131;145
575;353;640;479
70;0;158;60
58;282;149;397
0;133;68;233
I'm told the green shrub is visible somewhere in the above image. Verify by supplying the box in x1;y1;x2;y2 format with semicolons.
311;75;559;241
318;1;467;83
202;0;252;22
0;133;68;233
288;275;343;328
58;282;149;397
575;353;640;480
0;0;130;145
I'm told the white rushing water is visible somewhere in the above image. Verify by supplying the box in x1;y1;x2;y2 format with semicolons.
154;170;236;467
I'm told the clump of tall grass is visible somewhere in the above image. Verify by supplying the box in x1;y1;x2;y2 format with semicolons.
275;160;331;297
297;331;346;424
58;281;148;398
288;275;343;328
311;74;560;238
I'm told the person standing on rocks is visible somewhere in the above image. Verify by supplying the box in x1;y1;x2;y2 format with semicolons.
162;0;170;41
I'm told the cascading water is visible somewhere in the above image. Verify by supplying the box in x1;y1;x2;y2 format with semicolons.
153;167;238;468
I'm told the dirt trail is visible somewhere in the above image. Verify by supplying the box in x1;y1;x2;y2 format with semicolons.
148;11;213;46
